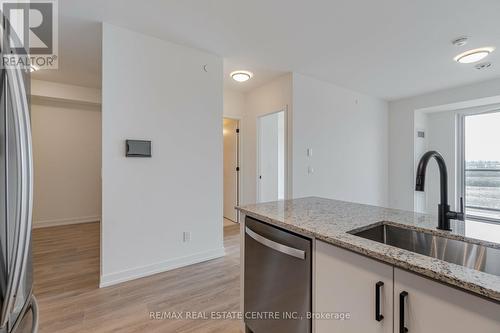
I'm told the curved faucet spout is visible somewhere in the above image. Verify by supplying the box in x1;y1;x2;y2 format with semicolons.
415;151;463;231
415;151;448;206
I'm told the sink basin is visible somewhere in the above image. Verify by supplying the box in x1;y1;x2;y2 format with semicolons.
352;223;500;277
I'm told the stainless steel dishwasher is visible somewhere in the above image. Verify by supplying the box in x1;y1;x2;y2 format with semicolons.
244;216;311;333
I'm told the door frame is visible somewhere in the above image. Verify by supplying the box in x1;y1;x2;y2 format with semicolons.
223;116;242;223
256;106;288;203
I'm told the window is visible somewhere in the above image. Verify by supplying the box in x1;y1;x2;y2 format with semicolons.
463;110;500;222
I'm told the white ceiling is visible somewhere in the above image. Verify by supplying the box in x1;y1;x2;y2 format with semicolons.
33;0;500;100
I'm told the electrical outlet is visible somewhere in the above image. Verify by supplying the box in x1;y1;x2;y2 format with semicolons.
183;231;191;242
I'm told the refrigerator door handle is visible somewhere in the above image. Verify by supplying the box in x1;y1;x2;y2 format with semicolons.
29;295;39;333
0;63;34;328
10;295;38;333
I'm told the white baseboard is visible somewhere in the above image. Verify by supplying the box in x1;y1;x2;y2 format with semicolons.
99;247;225;288
33;215;101;229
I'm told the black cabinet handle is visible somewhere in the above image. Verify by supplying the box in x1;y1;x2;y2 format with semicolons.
375;281;384;321
399;291;409;333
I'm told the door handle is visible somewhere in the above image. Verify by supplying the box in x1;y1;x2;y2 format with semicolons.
399;291;409;333
245;227;305;259
9;294;38;333
30;295;39;333
0;61;34;327
375;281;384;322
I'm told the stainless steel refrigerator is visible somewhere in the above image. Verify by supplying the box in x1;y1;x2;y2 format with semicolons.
0;16;39;333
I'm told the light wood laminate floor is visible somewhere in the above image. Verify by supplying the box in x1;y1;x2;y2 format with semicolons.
32;222;241;333
223;218;238;227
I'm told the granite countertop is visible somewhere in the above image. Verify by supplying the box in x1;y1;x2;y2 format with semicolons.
236;197;500;302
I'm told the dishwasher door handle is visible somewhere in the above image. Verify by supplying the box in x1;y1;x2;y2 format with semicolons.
245;227;306;260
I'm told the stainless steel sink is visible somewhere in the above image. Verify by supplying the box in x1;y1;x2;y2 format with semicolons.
352;223;500;277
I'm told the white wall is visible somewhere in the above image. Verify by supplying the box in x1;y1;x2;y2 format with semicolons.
242;74;293;204
223;88;245;119
292;73;389;206
277;111;285;200
101;24;223;287
31;99;101;228
423;111;458;215
413;111;428;212
226;73;389;207
389;78;500;211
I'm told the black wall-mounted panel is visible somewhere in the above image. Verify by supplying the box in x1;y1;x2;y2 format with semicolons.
126;140;151;157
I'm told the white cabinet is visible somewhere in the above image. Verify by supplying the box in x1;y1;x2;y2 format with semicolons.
394;268;500;333
315;240;393;333
315;241;500;333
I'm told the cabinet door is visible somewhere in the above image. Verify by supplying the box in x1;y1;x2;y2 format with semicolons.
315;241;393;333
394;268;500;333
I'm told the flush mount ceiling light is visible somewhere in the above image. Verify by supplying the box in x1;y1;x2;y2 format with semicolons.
231;70;253;82
454;47;495;64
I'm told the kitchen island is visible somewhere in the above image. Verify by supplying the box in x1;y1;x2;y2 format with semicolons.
237;197;500;333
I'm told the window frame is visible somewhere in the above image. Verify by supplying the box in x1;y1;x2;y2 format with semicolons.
457;105;500;224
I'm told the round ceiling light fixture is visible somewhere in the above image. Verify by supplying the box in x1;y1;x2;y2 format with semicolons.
454;47;495;64
231;70;253;82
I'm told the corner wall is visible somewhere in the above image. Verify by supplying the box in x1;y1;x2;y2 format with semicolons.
388;78;500;211
31;81;102;228
223;89;245;119
292;73;389;206
101;24;224;286
241;74;293;204
224;73;390;207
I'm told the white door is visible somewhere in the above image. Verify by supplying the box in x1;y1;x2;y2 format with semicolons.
394;268;500;333
258;111;285;203
223;118;239;222
315;241;393;333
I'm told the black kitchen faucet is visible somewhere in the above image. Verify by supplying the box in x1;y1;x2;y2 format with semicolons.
415;151;465;231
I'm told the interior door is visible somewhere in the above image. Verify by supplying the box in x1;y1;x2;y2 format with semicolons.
223;118;239;222
258;111;285;203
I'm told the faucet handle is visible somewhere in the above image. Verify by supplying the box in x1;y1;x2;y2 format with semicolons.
447;197;465;221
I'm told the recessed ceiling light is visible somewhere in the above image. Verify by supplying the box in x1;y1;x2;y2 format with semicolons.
231;70;253;82
454;47;495;64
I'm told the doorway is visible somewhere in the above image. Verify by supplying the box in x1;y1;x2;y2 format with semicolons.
257;110;285;203
223;118;240;223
